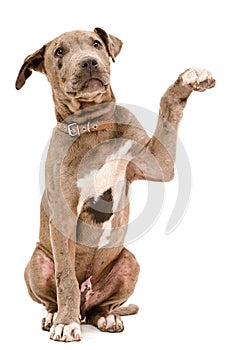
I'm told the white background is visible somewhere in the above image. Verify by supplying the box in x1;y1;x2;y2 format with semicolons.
1;0;232;349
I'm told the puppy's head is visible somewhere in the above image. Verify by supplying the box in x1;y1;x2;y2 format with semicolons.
15;28;123;103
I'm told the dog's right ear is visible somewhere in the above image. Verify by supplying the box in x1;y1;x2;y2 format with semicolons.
15;45;46;90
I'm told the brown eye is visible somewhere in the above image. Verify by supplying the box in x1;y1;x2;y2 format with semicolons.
55;47;65;56
93;40;101;48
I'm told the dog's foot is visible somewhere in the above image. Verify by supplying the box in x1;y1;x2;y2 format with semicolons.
42;312;57;331
49;322;81;342
97;314;124;333
180;68;216;92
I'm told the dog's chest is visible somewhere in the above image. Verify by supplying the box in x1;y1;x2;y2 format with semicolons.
76;139;133;215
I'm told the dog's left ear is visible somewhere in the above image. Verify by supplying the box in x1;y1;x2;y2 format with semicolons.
15;45;46;90
94;28;123;62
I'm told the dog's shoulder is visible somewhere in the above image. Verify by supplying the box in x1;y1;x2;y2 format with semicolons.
114;104;141;127
114;104;150;145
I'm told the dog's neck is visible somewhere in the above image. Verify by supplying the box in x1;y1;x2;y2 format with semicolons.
52;86;116;122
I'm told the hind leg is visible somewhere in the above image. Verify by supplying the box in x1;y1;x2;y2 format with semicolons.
83;248;140;333
24;246;57;330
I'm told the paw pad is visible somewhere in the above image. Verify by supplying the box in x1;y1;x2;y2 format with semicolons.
181;68;216;91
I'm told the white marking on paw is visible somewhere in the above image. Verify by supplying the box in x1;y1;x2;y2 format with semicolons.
97;314;124;332
181;68;198;85
50;322;81;342
50;323;64;340
106;315;116;330
42;312;57;330
181;68;215;90
115;317;123;331
61;322;81;342
197;69;209;82
97;316;107;330
45;312;53;325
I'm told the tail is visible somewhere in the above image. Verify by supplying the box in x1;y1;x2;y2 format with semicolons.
114;304;139;316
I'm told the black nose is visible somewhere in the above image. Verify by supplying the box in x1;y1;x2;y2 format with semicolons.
81;57;98;69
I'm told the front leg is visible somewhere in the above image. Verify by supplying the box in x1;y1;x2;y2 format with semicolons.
43;130;82;341
147;68;215;181
49;224;81;342
127;68;215;183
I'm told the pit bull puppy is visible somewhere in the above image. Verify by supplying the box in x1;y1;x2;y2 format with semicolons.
15;27;215;342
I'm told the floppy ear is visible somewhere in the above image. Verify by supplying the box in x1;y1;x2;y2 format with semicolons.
94;28;123;62
15;45;46;90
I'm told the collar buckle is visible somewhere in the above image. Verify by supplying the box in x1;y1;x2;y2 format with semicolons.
67;123;80;137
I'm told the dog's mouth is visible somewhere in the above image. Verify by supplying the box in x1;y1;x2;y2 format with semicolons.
66;78;107;98
82;78;104;91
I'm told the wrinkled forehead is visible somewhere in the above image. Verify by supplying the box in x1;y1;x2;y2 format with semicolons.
47;30;104;50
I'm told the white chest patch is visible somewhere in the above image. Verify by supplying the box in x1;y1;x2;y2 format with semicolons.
76;140;133;215
97;214;115;248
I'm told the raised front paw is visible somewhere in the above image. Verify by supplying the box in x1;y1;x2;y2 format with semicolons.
50;322;81;342
180;68;216;92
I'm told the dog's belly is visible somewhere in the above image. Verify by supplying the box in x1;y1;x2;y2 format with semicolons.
76;140;133;248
